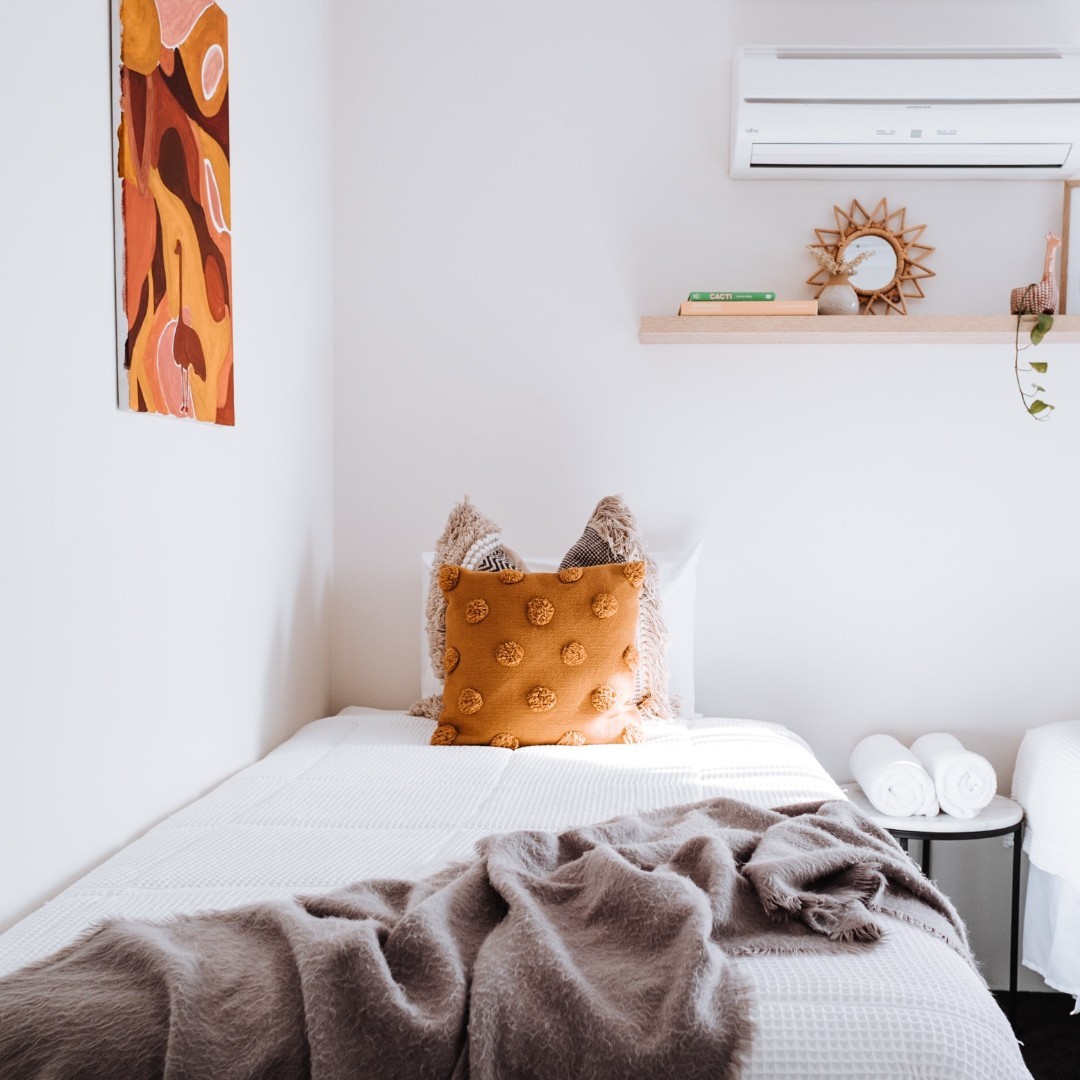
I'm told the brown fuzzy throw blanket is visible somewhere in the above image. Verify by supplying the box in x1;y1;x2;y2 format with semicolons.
0;798;970;1080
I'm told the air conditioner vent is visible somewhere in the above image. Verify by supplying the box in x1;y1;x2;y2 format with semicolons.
775;48;1066;62
749;143;1072;169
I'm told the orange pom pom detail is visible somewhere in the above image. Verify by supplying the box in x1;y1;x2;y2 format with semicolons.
558;567;584;583
561;641;587;667
622;561;646;588
490;733;520;750
591;593;618;618
458;688;484;714
526;597;555;626
443;646;460;674
591;686;618;712
438;565;460;592
527;686;558;712
557;731;586;746
495;640;524;667
498;569;525;584
430;724;458;746
464;599;489;624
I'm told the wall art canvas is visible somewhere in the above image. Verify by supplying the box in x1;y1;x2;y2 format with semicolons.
111;0;233;424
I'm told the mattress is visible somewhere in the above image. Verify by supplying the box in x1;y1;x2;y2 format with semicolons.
1012;717;1080;1012
0;708;1030;1079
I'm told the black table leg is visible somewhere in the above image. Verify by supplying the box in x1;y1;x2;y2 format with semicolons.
1009;822;1023;1024
922;838;932;879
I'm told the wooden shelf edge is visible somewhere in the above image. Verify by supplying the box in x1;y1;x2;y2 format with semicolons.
640;314;1080;345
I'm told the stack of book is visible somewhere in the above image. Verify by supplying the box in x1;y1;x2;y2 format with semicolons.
678;291;817;316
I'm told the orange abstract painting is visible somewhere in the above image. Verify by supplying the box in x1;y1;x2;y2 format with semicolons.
111;0;233;424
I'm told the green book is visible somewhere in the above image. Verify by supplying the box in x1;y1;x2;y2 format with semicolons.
687;291;776;302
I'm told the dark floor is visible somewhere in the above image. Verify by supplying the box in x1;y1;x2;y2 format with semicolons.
995;991;1078;1079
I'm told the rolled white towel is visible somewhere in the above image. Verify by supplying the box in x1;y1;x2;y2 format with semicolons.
910;732;997;819
849;734;939;817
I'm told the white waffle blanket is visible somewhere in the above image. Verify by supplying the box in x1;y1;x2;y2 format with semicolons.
1013;719;1080;892
0;709;1030;1079
1012;718;1080;1008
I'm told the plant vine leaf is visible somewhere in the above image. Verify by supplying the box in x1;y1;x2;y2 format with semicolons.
1030;314;1054;345
1013;286;1054;419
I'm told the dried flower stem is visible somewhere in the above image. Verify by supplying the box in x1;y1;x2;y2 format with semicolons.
807;244;873;278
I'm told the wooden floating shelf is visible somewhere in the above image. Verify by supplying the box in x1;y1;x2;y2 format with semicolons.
640;314;1080;345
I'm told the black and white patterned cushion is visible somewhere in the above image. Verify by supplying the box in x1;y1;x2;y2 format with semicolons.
462;531;519;573
559;526;615;570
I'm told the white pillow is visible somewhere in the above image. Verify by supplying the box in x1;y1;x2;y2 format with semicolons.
420;544;700;718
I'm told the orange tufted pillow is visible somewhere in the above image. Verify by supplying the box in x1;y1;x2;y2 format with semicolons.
432;562;646;748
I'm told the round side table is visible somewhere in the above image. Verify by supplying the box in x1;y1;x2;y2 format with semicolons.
841;783;1024;1022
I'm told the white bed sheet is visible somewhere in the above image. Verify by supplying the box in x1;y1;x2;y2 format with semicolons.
1012;717;1080;1011
0;709;1029;1079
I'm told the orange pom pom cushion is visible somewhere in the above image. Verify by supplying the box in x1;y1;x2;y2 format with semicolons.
413;494;681;723
432;562;646;748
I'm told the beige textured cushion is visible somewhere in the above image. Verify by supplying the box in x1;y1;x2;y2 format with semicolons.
421;497;524;691
433;562;645;748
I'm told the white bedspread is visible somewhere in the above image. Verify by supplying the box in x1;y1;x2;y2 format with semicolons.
0;709;1029;1079
1012;717;1080;1009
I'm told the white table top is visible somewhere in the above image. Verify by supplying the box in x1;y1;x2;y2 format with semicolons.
841;783;1023;835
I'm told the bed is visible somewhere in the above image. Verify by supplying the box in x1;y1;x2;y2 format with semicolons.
1012;717;1080;1014
0;707;1030;1079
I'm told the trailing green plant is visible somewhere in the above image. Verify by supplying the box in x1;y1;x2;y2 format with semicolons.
1014;283;1054;420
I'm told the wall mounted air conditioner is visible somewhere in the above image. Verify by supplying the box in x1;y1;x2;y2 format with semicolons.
730;46;1080;179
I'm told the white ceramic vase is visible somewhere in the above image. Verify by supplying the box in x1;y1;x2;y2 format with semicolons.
817;276;859;316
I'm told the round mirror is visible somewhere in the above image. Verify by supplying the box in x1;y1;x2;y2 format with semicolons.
842;233;899;294
806;199;935;315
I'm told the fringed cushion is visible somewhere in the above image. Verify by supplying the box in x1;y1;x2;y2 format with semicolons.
419;497;524;697
433;563;644;748
559;496;673;721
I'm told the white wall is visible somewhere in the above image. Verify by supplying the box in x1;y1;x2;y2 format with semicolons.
331;0;1080;988
0;0;335;932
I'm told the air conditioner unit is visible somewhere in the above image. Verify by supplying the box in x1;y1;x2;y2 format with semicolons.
730;46;1080;179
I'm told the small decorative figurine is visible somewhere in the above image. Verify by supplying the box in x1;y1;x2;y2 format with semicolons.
1011;232;1061;314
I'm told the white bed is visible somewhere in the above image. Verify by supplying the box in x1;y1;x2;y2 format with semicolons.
0;708;1029;1078
1012;717;1080;1014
